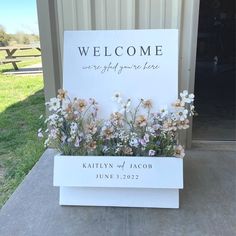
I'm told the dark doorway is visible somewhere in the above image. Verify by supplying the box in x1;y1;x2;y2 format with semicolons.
193;0;236;140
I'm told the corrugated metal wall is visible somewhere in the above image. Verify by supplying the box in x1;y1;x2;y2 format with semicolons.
37;0;199;146
56;0;182;59
55;0;199;93
57;0;182;30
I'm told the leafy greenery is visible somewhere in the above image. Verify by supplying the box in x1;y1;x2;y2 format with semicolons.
0;25;10;46
0;25;39;46
0;55;45;208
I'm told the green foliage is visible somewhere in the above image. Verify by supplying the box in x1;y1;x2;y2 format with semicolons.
0;25;10;46
0;25;40;46
0;71;45;208
11;32;38;45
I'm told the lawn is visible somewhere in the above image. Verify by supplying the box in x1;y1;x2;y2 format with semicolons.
0;51;45;208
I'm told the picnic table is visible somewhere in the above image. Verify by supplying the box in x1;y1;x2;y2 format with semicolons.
0;45;41;70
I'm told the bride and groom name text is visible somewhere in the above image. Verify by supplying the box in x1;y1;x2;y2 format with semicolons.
82;162;152;180
82;162;152;169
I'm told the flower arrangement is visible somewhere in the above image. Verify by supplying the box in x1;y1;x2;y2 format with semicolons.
38;89;194;158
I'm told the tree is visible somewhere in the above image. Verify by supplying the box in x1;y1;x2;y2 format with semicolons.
22;35;30;44
14;31;31;45
0;25;10;46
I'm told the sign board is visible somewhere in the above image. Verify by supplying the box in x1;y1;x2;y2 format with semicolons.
63;29;178;117
57;29;181;208
54;155;183;189
54;155;183;208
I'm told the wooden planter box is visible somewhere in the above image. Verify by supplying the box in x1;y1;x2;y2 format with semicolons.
53;155;183;208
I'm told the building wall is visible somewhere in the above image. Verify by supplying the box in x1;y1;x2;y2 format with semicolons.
37;0;200;147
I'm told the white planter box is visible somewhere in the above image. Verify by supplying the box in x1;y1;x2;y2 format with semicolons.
53;155;183;208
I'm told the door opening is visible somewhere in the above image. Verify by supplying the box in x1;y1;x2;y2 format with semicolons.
193;0;236;140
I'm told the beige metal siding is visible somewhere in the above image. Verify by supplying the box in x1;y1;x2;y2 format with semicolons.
40;0;200;87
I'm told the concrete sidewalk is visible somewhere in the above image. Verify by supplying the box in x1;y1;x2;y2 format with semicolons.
0;147;235;236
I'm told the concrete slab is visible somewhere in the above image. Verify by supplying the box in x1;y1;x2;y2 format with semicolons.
0;148;235;236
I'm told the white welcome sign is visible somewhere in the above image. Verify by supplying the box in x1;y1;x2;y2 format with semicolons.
56;29;182;209
54;155;183;208
63;29;178;116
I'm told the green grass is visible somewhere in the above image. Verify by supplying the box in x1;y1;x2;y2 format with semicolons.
0;52;45;208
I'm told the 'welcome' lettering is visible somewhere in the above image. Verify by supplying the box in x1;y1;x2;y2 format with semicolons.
78;47;89;56
77;46;163;57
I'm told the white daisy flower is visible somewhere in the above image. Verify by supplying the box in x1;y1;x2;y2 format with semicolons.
190;105;195;116
48;114;59;126
172;99;185;108
139;139;147;147
61;134;67;143
129;137;139;147
144;134;150;143
119;99;131;113
148;150;156;156
177;119;190;129
102;146;109;153
44;138;49;147
159;105;168;118
62;99;71;111
74;137;81;147
37;128;43;138
49;128;57;139
180;90;188;98
180;90;195;103
70;122;78;135
47;97;60;111
175;108;188;121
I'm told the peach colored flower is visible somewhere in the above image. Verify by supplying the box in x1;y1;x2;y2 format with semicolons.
87;141;97;151
142;99;152;109
162;118;177;131
122;146;133;155
110;112;124;126
174;145;185;158
57;89;67;100
86;123;98;135
74;99;87;112
177;119;189;129
103;127;114;140
135;115;147;127
172;99;185;108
